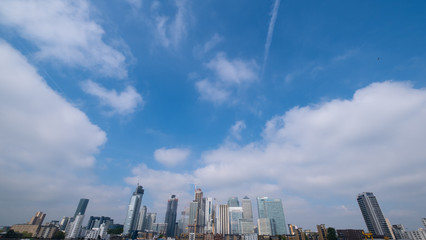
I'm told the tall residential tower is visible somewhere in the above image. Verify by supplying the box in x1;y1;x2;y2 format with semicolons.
357;192;392;238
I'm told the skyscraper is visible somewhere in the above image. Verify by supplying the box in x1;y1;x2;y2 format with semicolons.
229;207;243;234
241;196;253;220
204;197;214;233
357;192;392;238
165;195;179;237
74;198;89;218
145;212;157;231
191;188;205;233
188;201;199;233
257;197;288;235
67;213;85;239
123;184;144;235
228;197;240;207
137;205;147;231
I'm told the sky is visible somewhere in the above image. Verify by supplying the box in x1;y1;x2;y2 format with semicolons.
1;0;426;232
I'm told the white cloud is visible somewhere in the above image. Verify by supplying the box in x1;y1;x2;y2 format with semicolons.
154;147;191;167
0;0;128;78
152;0;188;48
207;52;258;85
196;53;258;104
229;120;246;140
81;80;143;115
0;40;128;225
195;79;230;104
129;81;426;229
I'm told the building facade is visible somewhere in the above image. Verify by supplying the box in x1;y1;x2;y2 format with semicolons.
229;207;243;234
217;204;230;235
257;197;288;235
74;198;89;218
165;195;179;237
28;211;46;225
137;205;147;231
241;197;253;221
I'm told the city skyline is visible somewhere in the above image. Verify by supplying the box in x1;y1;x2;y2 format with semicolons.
1;0;426;232
4;189;426;238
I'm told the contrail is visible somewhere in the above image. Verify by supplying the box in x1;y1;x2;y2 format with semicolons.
262;0;280;76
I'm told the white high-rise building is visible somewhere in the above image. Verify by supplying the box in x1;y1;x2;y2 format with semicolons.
217;204;229;235
204;197;214;233
67;213;84;239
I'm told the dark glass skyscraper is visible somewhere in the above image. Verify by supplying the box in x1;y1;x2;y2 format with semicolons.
165;195;178;237
123;184;144;235
357;192;392;238
228;197;240;207
74;198;89;218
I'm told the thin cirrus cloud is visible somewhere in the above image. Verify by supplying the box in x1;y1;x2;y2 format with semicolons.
128;81;426;228
152;0;188;49
0;40;130;225
196;52;258;104
81;80;144;116
193;33;223;57
154;147;191;167
0;0;128;79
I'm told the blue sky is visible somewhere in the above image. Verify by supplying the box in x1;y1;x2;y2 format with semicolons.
1;0;426;231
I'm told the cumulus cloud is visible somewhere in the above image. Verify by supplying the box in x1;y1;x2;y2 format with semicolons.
154;147;191;167
0;0;128;78
207;52;258;85
0;40;128;225
129;81;426;228
196;53;258;104
195;79;230;104
81;80;143;115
